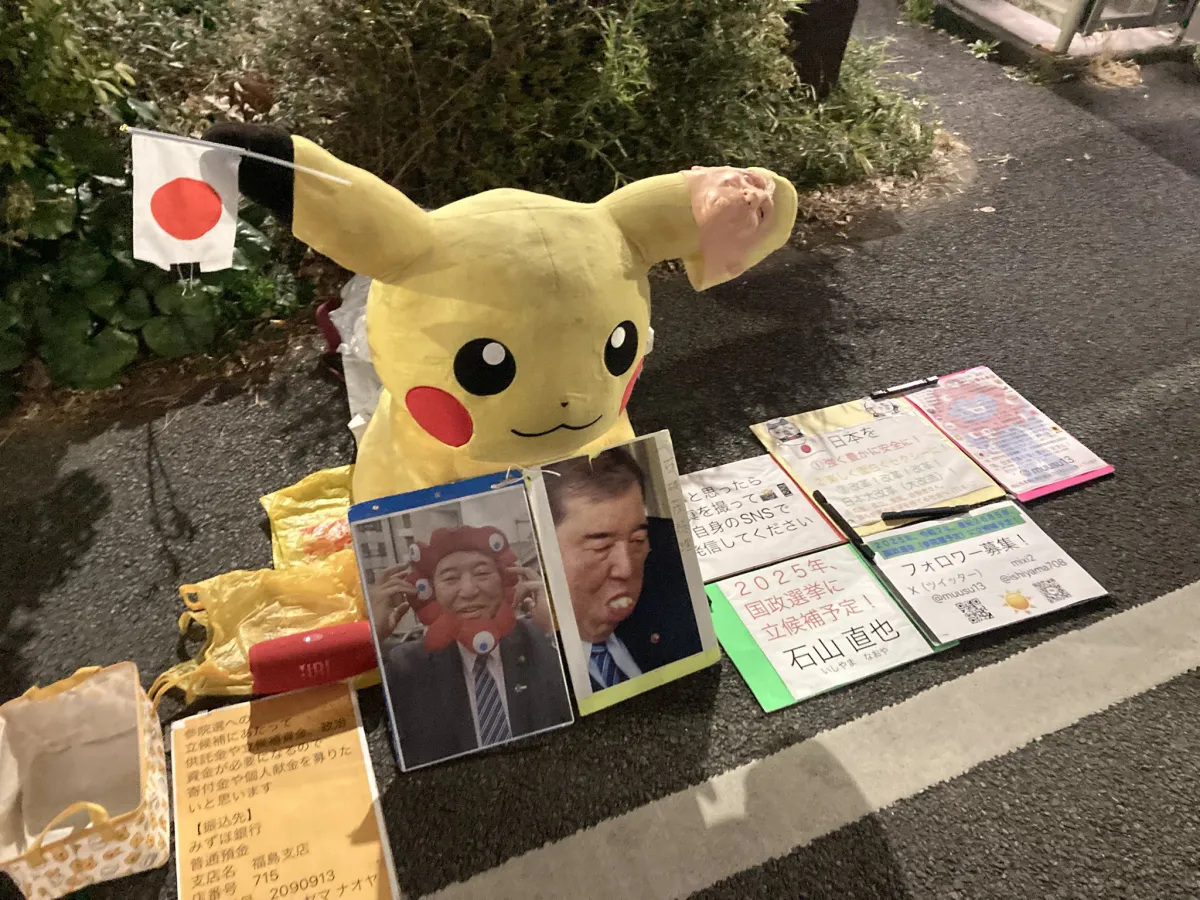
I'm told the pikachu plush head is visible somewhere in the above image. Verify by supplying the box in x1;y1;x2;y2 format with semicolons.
205;125;798;500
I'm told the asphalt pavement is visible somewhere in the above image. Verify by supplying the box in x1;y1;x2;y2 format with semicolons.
2;1;1199;897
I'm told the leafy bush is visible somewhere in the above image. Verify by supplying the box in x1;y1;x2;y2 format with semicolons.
0;0;309;399
75;0;272;136
783;39;934;188
901;0;937;24
1;0;937;401
264;0;935;207
0;0;135;172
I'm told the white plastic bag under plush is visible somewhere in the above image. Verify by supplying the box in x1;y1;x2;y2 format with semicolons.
330;274;383;445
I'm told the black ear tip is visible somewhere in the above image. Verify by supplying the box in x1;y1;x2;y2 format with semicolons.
203;122;294;158
204;121;255;144
203;122;295;225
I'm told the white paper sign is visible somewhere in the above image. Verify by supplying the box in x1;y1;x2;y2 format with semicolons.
780;413;995;527
713;544;933;702
680;455;843;582
907;366;1112;499
867;501;1106;643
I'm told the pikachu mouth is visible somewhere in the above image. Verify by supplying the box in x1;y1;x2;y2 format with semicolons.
511;415;603;438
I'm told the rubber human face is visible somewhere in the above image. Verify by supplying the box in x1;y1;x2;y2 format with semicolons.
431;550;505;621
555;486;651;643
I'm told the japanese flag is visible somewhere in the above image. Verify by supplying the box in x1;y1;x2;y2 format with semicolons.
132;133;241;272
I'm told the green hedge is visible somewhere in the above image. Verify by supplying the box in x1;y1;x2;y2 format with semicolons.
0;0;936;400
0;0;306;401
265;0;935;207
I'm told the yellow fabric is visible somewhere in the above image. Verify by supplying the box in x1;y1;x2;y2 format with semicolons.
150;548;368;707
287;138;798;502
258;465;355;568
291;137;435;283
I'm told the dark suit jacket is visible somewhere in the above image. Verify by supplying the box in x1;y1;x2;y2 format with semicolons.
381;618;572;769
593;516;704;690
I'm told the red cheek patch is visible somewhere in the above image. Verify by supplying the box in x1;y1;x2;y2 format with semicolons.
620;360;643;414
406;386;474;447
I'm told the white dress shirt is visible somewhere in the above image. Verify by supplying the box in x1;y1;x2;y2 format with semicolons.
583;632;644;686
456;643;511;746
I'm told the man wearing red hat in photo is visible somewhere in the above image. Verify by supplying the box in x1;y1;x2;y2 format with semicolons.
368;525;572;769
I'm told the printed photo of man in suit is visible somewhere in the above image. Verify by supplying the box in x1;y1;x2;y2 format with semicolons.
544;447;703;692
368;526;572;770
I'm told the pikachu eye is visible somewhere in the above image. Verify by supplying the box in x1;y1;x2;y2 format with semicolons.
604;321;638;377
454;338;516;396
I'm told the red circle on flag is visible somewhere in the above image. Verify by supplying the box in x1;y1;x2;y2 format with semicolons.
150;177;223;241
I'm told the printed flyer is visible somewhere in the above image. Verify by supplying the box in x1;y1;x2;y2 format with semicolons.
867;501;1107;643
907;366;1113;501
707;544;934;712
680;455;843;582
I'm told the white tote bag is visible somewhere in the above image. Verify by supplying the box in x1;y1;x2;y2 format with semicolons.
0;663;170;898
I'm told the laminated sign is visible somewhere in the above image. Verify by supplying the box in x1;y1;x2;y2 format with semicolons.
706;544;934;712
866;500;1108;643
679;454;842;582
348;429;722;771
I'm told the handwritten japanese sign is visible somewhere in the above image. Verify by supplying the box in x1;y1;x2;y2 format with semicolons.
907;367;1113;501
867;500;1106;643
779;413;995;527
171;682;399;900
680;455;843;582
709;544;933;710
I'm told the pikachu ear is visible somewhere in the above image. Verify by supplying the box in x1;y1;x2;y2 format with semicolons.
290;137;436;283
204;125;436;282
600;166;798;291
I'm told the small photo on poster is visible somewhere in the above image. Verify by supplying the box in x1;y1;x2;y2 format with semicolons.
350;478;574;771
530;432;719;715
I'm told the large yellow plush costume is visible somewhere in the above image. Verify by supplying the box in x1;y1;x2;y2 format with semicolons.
149;126;798;706
206;124;799;501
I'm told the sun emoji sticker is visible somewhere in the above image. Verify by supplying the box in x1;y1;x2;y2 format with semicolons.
1002;590;1034;613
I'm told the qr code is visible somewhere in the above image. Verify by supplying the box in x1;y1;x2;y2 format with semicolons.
1034;578;1071;603
956;598;994;625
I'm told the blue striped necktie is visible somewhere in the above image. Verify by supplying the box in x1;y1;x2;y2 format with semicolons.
473;655;511;746
591;642;627;688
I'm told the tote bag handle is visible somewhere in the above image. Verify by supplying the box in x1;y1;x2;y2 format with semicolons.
23;801;115;866
20;666;103;702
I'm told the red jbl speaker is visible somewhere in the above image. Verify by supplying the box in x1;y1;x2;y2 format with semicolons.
249;621;377;695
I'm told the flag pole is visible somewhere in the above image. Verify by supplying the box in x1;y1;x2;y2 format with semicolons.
122;125;352;186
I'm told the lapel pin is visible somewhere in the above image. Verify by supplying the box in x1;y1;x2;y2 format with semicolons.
650;633;661;644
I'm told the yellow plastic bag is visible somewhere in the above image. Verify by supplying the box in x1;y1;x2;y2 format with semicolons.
150;548;373;707
259;465;354;568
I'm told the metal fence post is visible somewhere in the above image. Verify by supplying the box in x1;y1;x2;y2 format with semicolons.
1055;0;1097;52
